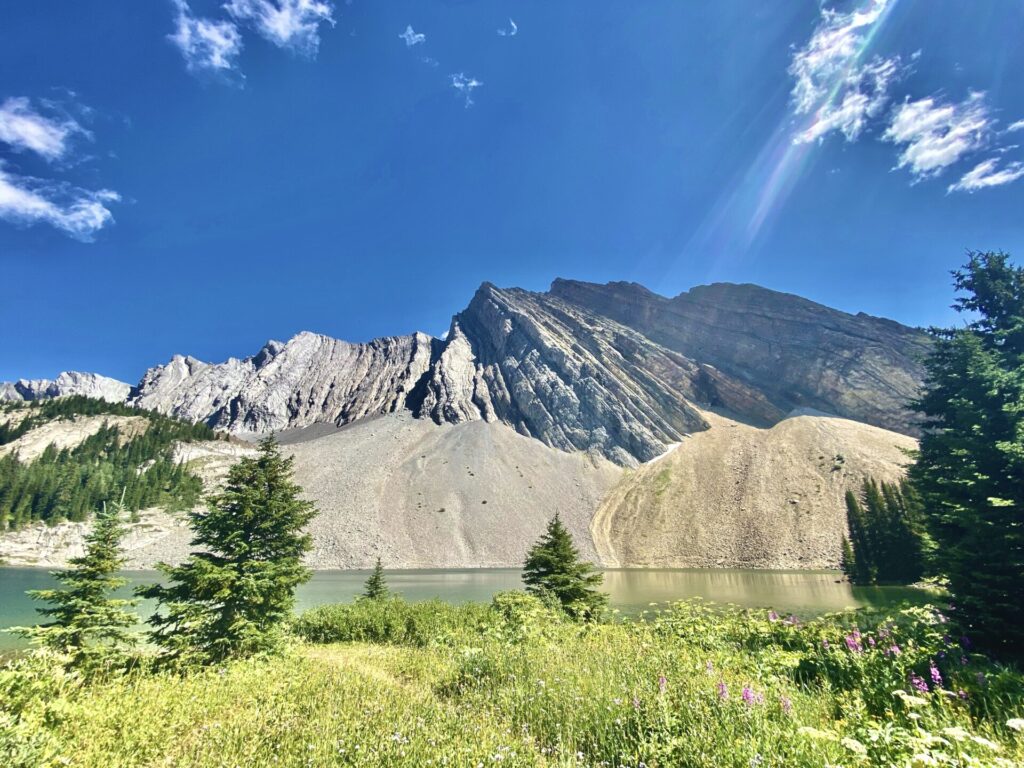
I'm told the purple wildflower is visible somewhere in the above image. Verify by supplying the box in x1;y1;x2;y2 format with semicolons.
958;689;968;700
658;675;667;694
960;656;968;666
930;663;943;689
868;636;876;648
705;660;714;675
845;632;862;653
717;681;728;700
885;644;902;657
961;635;972;650
742;686;755;705
822;639;830;650
768;611;779;622
787;614;800;626
909;673;929;693
780;696;793;714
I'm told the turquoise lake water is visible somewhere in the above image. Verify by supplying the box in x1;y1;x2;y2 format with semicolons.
0;566;929;650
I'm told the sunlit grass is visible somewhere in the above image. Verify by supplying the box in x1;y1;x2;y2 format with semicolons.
3;598;1023;767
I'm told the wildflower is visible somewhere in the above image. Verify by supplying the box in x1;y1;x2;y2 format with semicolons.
797;726;835;740
929;663;943;689
909;673;929;693
961;635;972;650
741;686;762;706
845;632;862;653
960;656;969;666
868;636;876;648
841;737;868;757
970;735;1001;751
942;727;969;742
717;681;728;700
1006;718;1024;732
885;644;902;657
750;755;763;768
768;611;779;621
822;639;830;649
658;675;667;694
786;614;799;625
705;659;714;675
780;695;793;714
958;690;968;700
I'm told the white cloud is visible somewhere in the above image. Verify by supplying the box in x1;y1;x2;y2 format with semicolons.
399;25;425;47
883;91;991;179
1007;119;1024;133
947;157;1024;193
225;0;334;56
497;18;518;37
169;0;243;73
450;73;483;108
789;0;903;144
0;163;119;240
0;97;87;161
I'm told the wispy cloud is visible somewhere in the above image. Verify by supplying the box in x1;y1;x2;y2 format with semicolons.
399;25;425;47
0;97;88;162
450;73;483;108
0;163;119;240
789;0;903;145
1007;119;1024;133
883;91;991;179
497;18;518;37
169;0;243;74
947;157;1024;193
225;0;334;56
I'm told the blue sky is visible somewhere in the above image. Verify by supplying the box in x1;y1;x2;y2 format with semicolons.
1;0;1023;383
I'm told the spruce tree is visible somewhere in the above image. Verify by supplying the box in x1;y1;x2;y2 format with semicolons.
911;252;1024;657
363;557;389;600
523;514;607;620
18;500;137;672
141;437;317;665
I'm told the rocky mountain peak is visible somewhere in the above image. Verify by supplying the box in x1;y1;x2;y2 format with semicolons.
0;371;131;403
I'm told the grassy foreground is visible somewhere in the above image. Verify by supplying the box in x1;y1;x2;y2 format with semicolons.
3;596;1023;767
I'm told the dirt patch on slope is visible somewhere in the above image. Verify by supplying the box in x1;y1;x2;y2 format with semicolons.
592;410;916;569
285;414;622;568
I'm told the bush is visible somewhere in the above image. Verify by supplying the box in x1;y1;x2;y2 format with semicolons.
292;598;490;646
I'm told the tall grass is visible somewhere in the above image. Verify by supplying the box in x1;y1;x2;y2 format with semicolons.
3;595;1022;767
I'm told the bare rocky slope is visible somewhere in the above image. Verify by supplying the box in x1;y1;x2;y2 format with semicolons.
0;278;930;570
592;409;917;569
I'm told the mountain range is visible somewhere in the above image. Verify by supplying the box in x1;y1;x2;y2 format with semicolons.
0;279;929;570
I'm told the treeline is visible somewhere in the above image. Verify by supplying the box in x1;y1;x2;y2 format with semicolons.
841;479;927;585
0;398;218;530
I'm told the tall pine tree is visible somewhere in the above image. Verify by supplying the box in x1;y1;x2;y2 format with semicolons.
363;557;389;600
523;514;607;620
911;252;1024;657
18;499;137;672
141;437;317;665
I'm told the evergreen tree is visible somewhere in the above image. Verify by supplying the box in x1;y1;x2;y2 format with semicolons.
910;252;1024;657
17;499;137;672
141;437;317;665
843;479;926;585
363;557;389;600
523;514;607;620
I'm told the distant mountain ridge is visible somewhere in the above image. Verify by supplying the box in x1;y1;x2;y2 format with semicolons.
2;280;930;466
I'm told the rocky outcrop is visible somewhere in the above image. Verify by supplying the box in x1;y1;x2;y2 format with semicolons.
0;371;131;403
124;279;927;465
549;279;930;435
129;331;437;436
